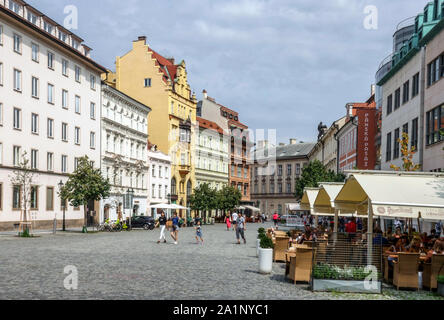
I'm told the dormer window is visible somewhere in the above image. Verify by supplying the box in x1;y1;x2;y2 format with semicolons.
9;1;21;14
72;39;79;50
44;22;53;34
58;31;67;42
27;12;38;25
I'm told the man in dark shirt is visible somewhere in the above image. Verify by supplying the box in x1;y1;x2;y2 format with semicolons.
156;211;167;244
171;213;180;245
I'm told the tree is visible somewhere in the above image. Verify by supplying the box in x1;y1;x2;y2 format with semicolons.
217;185;242;217
390;132;421;172
189;183;217;223
295;160;346;199
10;151;38;236
59;156;111;232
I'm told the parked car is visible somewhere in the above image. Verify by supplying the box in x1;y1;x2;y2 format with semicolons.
131;216;155;230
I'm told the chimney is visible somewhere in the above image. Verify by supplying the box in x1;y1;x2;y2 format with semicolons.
203;89;208;99
138;36;146;43
290;139;297;145
167;57;175;64
371;84;376;96
279;143;285;147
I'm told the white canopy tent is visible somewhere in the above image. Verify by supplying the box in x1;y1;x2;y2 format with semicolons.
313;182;355;217
334;170;444;265
244;205;260;212
300;188;321;214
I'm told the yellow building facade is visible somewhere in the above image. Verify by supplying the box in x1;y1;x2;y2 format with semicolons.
104;36;197;217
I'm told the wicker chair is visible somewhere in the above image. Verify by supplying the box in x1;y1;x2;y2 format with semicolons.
423;254;444;291
273;237;290;262
288;248;314;284
393;253;420;290
285;251;297;276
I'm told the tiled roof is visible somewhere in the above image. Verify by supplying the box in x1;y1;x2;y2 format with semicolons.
148;48;177;85
197;117;225;135
254;142;316;161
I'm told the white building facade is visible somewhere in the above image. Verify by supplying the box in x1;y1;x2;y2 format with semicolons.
147;145;171;218
100;83;151;222
195;117;229;191
0;1;106;230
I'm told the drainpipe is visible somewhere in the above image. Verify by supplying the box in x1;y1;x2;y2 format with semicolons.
419;45;426;170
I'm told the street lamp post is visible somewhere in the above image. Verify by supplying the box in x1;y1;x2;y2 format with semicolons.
126;188;135;230
58;180;66;232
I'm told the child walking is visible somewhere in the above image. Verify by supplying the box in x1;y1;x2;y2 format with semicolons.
195;220;204;244
225;214;231;231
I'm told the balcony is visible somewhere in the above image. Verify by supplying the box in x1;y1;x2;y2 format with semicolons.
179;165;191;176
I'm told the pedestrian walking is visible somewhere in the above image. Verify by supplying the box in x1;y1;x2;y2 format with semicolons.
236;213;247;244
273;212;279;228
171;213;180;245
195;220;204;244
225;214;231;231
156;211;168;244
232;211;238;231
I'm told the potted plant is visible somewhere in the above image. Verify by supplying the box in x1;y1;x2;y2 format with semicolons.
312;263;382;294
438;276;444;297
257;228;266;257
258;237;274;274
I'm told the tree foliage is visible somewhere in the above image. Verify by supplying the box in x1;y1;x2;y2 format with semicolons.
217;185;242;213
390;132;421;172
59;156;111;229
295;160;346;199
189;183;217;213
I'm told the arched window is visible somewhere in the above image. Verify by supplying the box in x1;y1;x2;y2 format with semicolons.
171;178;177;196
187;180;192;196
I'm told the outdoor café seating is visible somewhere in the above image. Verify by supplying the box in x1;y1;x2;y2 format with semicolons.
393;253;420;290
288;248;314;284
422;254;444;291
274;237;290;262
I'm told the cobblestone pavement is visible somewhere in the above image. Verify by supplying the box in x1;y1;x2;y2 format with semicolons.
0;223;442;300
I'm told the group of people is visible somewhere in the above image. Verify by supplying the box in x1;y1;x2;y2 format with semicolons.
156;212;204;245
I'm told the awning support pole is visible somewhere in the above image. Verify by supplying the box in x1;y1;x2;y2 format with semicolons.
334;209;339;243
367;199;373;267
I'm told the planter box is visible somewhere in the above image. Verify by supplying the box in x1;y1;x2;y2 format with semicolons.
438;283;444;297
312;279;382;294
258;248;273;274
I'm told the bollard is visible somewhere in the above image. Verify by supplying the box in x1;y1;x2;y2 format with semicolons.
53;218;57;234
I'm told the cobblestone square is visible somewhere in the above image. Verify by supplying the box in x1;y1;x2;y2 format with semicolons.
0;223;442;300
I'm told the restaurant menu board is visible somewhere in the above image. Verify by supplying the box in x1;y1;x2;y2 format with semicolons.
285;215;304;228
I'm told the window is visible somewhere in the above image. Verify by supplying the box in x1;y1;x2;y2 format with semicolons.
47;118;54;138
46;187;54;211
31;149;38;170
62;90;68;108
428;55;443;86
0;103;2;126
0;25;2;45
31;77;39;98
74;127;80;145
287;182;292;194
394;128;400;159
90;132;96;149
47;152;54;171
9;1;21;14
31;43;39;62
394;88;401;110
75;96;81;114
13;146;21;166
296;164;301;175
75;66;81;82
152;184;156;198
0;62;3;85
159;185;162;199
144;78;152;87
386;132;392;162
278;165;283;176
426;105;444;145
61;123;68;141
412;73;420;98
47;83;54;104
402;123;409;135
30;186;38;210
62;59;69;76
278;183;283;194
13;33;21;53
90;102;96;119
31;113;39;134
47;52;54;69
61;155;67;173
13;185;21;210
411;118;419;150
270;182;275;194
27;11;37;24
72;39;79;50
171;178;177;196
287;164;292;176
13;108;21;129
58;31;67;42
0;183;2;210
0;143;2;165
43;21;53;34
402;81;409;104
14;69;22;91
90;75;96;90
74;158;80;170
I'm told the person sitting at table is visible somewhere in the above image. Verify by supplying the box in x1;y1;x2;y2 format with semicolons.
373;227;389;245
425;240;444;263
394;227;402;239
428;229;438;242
386;236;408;255
385;227;393;240
406;236;423;253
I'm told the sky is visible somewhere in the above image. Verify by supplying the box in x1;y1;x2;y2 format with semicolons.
27;0;427;144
